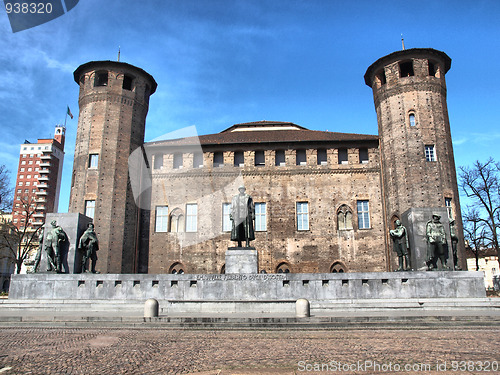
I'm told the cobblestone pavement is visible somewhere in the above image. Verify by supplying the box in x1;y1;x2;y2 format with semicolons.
0;327;498;374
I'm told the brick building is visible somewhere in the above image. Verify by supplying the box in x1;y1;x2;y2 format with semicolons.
69;47;464;274
12;126;65;230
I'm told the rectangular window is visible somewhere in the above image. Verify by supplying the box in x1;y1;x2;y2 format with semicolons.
445;197;453;220
399;61;414;77
153;154;163;169
357;200;370;229
94;72;108;87
359;148;369;164
222;203;231;232
234;151;244;167
173;153;183;169
296;202;309;231
255;202;267;231
317;149;327;165
425;145;436;162
155;206;169;232
338;148;348;164
193;153;204;168
85;200;95;219
275;150;286;166
213;152;224;167
186;203;198;232
122;75;133;91
89;154;99;168
296;150;306;166
254;150;265;166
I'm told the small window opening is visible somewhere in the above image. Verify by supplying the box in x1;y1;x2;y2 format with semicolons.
376;69;386;85
317;149;327;165
94;72;108;87
359;148;369;164
338;148;348;164
428;60;437;77
213;152;223;167
123;75;133;90
173;153;183;169
399;61;414;77
275;150;286;166
409;113;416;127
234;151;244;167
153;154;163;170
254;150;265;166
193;153;203;168
296;150;306;166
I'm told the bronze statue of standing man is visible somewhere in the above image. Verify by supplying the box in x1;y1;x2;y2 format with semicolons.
79;223;99;273
44;220;67;273
230;185;255;247
425;214;449;271
389;220;411;271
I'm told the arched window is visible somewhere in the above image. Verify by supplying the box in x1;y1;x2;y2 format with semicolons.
169;208;185;233
409;112;416;127
94;71;108;87
276;262;291;273
337;205;353;230
330;261;347;273
169;262;185;274
220;264;226;274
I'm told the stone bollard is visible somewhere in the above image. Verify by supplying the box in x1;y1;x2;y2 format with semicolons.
144;298;159;318
296;298;310;318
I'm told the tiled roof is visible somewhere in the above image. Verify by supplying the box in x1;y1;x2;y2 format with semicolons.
146;121;378;147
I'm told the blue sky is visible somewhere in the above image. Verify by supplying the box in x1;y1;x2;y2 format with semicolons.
1;0;499;212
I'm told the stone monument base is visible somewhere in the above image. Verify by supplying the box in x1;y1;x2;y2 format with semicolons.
225;247;258;274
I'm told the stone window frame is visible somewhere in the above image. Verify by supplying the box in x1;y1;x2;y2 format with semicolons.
169;262;185;274
296;201;309;231
254;150;265;167
317;149;327;165
254;202;267;232
213;152;224;167
445;197;453;220
408;111;417;127
296;149;307;166
338;148;348;164
275;150;286;166
173;153;183;169
359;148;369;164
169;207;184;233
88;154;99;169
122;74;134;91
425;145;436;162
234;151;244;167
330;261;347;273
85;200;95;219
153;154;164;170
337;204;353;231
356;200;370;230
155;205;169;233
185;203;198;232
193;152;204;168
222;203;231;232
276;262;291;273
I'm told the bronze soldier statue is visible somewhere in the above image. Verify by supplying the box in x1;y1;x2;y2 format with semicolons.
449;219;461;270
31;227;44;273
389;219;411;271
44;220;67;273
425;214;449;271
79;223;99;273
230;185;255;247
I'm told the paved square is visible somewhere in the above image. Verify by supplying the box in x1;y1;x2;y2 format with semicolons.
0;326;498;374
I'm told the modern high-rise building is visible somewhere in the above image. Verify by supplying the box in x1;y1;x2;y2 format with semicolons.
12;126;65;230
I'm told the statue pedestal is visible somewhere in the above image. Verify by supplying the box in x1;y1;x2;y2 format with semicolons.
225;247;258;274
401;208;454;271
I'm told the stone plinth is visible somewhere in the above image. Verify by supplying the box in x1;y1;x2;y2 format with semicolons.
9;271;486;301
225;247;258;273
401;208;454;271
41;213;92;274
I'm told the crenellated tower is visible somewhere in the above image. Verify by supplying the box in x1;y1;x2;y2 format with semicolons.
365;48;464;269
69;61;157;273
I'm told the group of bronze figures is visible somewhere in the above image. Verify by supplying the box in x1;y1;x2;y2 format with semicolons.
32;221;99;274
390;214;460;272
31;187;460;273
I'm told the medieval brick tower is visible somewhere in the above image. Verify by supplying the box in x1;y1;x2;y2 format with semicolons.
364;48;464;268
70;61;157;273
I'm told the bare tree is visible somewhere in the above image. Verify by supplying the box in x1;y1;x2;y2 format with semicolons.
0;192;42;274
462;207;487;270
0;164;13;212
459;158;500;262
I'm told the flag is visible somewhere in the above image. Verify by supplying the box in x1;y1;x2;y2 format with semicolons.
67;106;73;119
